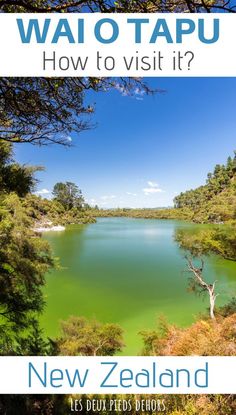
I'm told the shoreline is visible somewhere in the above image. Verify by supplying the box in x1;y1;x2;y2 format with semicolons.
34;225;66;233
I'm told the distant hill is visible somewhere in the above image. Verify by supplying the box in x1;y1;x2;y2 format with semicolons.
93;152;236;224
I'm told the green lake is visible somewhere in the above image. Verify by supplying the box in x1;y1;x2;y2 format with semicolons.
42;218;236;355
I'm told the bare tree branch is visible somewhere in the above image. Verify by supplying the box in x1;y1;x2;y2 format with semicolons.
185;255;218;319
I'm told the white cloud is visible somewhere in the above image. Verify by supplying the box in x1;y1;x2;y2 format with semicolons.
143;187;164;195
100;195;116;200
66;136;72;142
143;181;165;196
35;188;51;195
147;181;158;188
126;192;137;196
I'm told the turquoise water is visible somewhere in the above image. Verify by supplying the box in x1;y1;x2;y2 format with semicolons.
42;218;236;354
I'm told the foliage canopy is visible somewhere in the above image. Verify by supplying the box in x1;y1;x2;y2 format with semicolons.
52;181;84;210
57;316;124;356
0;0;235;13
0;77;152;146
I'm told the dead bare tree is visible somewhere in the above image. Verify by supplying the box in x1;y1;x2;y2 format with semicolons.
185;256;219;319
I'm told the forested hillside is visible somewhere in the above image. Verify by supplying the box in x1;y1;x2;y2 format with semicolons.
174;152;236;223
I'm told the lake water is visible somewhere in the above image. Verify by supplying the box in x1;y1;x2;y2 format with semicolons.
42;218;236;354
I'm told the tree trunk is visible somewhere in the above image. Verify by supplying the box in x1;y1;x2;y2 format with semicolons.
209;289;216;319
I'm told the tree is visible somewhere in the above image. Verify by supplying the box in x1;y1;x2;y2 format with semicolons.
0;193;54;354
52;181;84;210
0;77;92;146
0;141;42;196
140;313;236;356
175;224;236;262
57;316;124;356
0;142;55;354
175;229;220;319
185;256;218;319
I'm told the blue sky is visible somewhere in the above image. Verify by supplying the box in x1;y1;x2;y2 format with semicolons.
15;78;236;208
